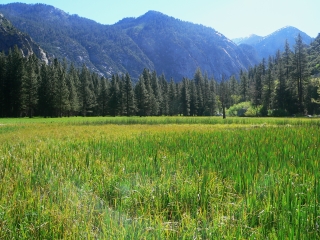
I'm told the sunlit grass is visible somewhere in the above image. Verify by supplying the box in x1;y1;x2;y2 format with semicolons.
1;116;320;126
0;117;319;239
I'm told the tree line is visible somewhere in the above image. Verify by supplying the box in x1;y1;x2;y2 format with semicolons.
0;45;220;118
0;34;319;118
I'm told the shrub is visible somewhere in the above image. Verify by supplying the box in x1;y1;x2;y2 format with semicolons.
227;102;251;116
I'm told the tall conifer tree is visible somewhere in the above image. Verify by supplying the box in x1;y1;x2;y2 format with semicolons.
135;75;149;116
23;54;39;118
108;74;120;116
79;64;95;116
97;77;109;116
0;52;6;117
123;73;136;116
5;46;25;117
66;63;80;116
293;34;309;113
181;78;190;116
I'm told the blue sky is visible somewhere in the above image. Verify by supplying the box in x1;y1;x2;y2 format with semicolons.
0;0;319;39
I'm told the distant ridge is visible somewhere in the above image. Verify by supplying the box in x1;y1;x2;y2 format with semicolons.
233;34;263;45
233;26;314;60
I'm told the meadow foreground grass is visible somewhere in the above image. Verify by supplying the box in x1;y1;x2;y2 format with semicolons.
0;117;319;239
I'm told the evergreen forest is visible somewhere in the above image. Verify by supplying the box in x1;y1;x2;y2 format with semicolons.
1;34;320;118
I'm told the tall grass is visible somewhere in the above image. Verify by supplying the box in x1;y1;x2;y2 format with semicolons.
1;116;320;126
0;118;319;239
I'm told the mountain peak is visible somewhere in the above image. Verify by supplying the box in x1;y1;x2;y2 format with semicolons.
280;25;299;30
242;26;314;60
144;10;166;16
266;26;303;37
115;10;171;26
138;10;171;21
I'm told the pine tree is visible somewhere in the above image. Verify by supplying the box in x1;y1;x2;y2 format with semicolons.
229;75;240;106
23;54;39;118
90;72;100;115
181;78;190;116
151;71;162;116
79;64;95;116
5;46;25;117
38;63;51;117
283;40;293;83
54;59;69;117
118;75;125;116
262;56;274;110
142;69;158;115
135;75;149;116
66;63;80;116
158;74;169;116
274;50;286;110
219;76;229;119
0;52;6;117
240;70;249;102
98;77;109;116
123;73;136;116
252;60;265;106
206;79;217;116
194;68;204;115
47;60;60;117
189;80;198;116
108;74;120;116
293;34;309;113
202;73;212;115
168;78;177;116
282;40;295;112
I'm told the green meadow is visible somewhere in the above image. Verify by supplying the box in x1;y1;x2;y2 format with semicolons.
0;117;319;239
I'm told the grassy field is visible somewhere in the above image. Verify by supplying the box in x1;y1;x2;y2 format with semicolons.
0;117;319;239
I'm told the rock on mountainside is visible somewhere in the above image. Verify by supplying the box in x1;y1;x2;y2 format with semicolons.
0;3;258;81
233;26;314;60
0;13;48;63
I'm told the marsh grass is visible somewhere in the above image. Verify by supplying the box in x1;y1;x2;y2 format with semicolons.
0;117;319;239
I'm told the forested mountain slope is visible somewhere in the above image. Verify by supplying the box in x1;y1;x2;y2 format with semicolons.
115;10;258;80
0;3;258;81
0;3;154;78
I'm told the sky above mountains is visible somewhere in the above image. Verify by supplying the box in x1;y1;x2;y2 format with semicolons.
0;0;319;39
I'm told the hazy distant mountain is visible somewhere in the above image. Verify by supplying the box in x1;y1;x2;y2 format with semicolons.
0;13;48;63
233;26;314;60
233;34;263;45
0;3;258;81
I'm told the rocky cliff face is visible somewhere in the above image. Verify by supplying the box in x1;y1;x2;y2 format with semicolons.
0;13;48;63
0;3;258;81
